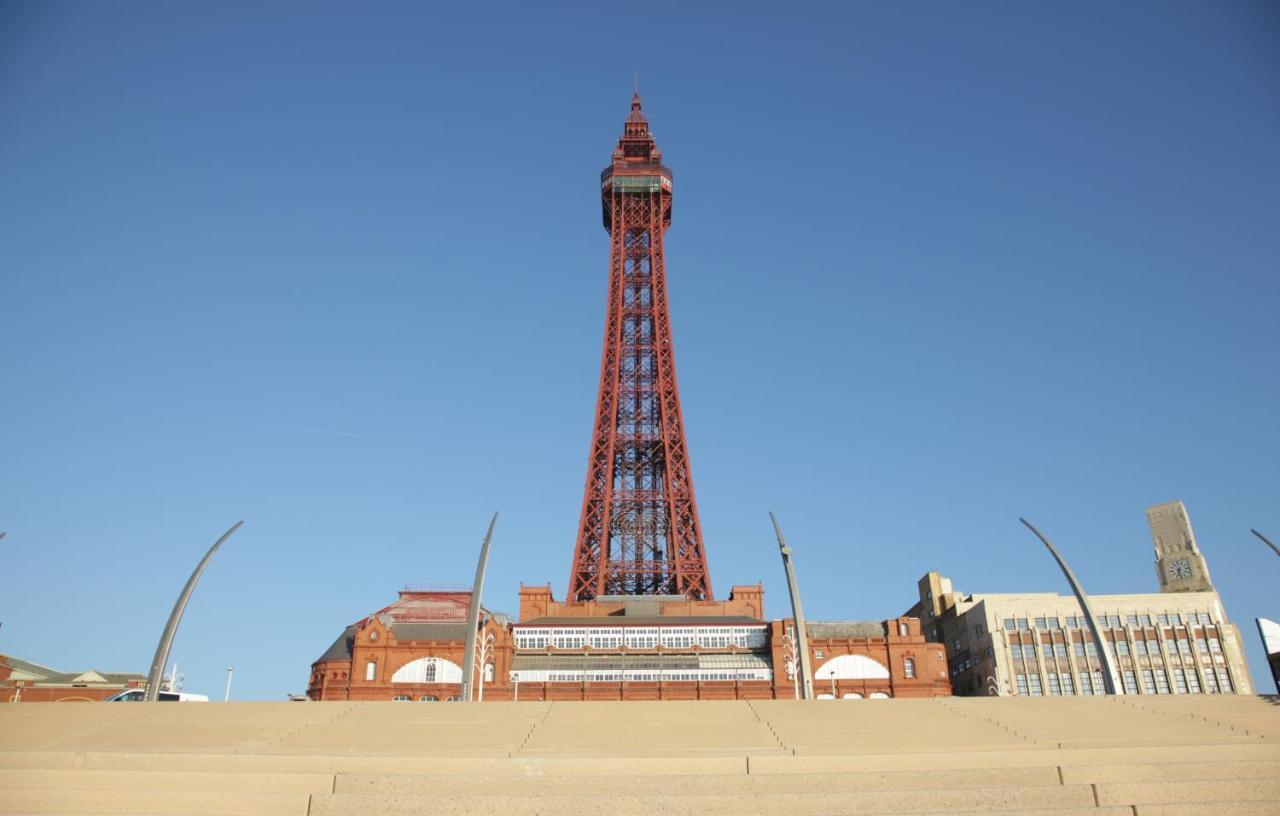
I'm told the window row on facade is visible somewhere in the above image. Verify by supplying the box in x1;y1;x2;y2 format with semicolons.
1007;635;1225;660
1013;666;1234;696
510;668;774;683
1001;611;1217;631
513;626;768;651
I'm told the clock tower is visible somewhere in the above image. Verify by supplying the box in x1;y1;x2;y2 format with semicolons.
1148;500;1214;593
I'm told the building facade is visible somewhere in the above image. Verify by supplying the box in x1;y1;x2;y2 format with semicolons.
907;501;1253;697
308;585;950;701
1;654;146;703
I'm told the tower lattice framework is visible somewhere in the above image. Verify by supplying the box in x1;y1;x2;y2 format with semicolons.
569;95;712;602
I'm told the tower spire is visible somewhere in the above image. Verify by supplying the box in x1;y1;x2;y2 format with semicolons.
569;97;711;601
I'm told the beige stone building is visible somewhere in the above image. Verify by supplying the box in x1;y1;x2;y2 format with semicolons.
907;500;1254;697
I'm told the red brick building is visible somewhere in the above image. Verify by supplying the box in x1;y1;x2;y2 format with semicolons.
1;654;146;703
307;585;949;701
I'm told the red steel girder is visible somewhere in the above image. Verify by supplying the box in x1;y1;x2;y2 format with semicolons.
569;95;712;602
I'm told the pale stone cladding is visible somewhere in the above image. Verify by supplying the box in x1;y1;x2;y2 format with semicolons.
911;578;1253;698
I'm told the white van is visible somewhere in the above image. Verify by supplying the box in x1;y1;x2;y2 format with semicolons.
105;689;209;702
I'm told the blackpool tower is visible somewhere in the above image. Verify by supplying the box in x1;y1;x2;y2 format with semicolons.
568;95;713;602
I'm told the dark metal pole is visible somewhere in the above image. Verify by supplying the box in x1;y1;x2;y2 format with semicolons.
145;522;243;702
770;512;814;700
460;512;498;702
1019;517;1123;695
1252;529;1280;558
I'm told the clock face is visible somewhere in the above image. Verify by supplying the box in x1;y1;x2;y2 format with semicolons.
1166;558;1193;579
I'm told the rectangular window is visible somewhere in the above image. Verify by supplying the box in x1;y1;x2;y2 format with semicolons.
1017;618;1030;631
1173;669;1188;694
1116;640;1130;656
1048;617;1061;629
974;624;984;637
1003;619;1016;631
1073;642;1085;657
1048;674;1061;695
1093;671;1105;693
1028;673;1043;696
1217;669;1233;693
1126;614;1140;627
1164;639;1177;656
1015;674;1029;696
1123;670;1138;694
1139;615;1153;627
1034;617;1047;629
1085;642;1098;657
1209;637;1222;653
1155;669;1171;694
1157;614;1170;626
1060;672;1075;695
1078;672;1093;696
1109;615;1124;627
1204;669;1219;694
1053;643;1068;659
1177;639;1192;655
1142;670;1156;694
1134;639;1148;656
1186;669;1202;694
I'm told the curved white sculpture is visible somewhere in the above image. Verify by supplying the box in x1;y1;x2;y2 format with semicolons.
813;654;890;680
391;656;463;684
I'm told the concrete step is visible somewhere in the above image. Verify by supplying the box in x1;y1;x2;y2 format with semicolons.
307;784;1102;815
1096;778;1280;807
328;765;1062;796
0;768;331;793
0;789;309;815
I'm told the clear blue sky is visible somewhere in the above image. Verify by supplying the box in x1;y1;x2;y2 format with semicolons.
2;2;1277;699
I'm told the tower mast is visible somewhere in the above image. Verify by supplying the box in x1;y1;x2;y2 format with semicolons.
569;94;712;601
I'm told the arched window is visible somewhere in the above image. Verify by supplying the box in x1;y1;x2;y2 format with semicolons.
391;695;410;701
365;661;376;681
898;621;909;636
418;695;438;702
814;654;891;681
391;657;463;684
869;691;891;699
904;657;916;679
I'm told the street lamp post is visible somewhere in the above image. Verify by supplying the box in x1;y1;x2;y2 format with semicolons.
781;626;800;700
1018;517;1123;696
474;631;495;702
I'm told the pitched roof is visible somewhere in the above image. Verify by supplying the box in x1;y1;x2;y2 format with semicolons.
0;654;62;680
315;625;356;663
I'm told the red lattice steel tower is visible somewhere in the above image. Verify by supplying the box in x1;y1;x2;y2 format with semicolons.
569;94;713;602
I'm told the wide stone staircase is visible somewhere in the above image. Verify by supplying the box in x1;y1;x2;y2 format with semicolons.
1;695;1277;814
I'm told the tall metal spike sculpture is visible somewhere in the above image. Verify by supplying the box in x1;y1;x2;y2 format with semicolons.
146;521;243;701
1019;517;1123;695
1252;528;1280;558
460;512;498;702
569;94;712;601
